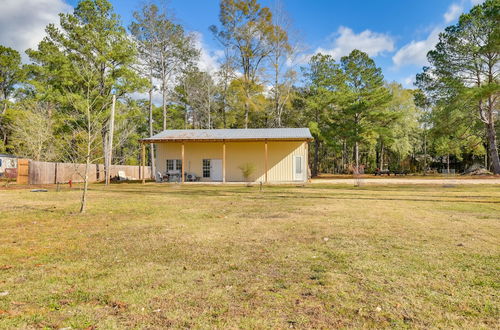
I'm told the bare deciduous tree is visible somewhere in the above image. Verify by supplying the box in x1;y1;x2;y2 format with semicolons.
9;101;57;161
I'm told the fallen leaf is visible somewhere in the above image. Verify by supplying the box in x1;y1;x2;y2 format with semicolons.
110;301;127;310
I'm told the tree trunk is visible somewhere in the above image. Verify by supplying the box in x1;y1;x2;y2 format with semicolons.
244;100;249;129
162;75;168;131
312;137;319;177
341;140;346;173
447;154;450;175
80;153;90;213
274;57;279;128
423;130;427;175
207;82;211;129
486;121;500;174
354;141;359;174
105;95;116;185
222;97;227;128
244;76;251;129
354;113;360;174
148;86;156;178
379;142;384;170
102;129;109;182
80;105;92;214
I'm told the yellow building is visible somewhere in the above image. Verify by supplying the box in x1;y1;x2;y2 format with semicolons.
140;128;312;183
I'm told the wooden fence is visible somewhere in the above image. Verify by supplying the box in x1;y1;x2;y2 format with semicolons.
16;159;29;184
17;160;151;185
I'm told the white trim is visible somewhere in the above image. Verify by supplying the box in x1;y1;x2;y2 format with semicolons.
293;155;304;181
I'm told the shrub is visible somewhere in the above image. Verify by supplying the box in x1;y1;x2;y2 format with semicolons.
238;163;255;182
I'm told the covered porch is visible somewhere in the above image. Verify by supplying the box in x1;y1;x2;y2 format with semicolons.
139;139;273;184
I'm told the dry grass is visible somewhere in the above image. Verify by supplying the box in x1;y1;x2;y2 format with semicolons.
0;183;499;328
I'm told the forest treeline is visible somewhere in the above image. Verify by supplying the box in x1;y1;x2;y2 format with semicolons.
0;0;499;176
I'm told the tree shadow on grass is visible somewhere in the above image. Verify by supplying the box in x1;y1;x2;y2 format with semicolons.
95;187;500;204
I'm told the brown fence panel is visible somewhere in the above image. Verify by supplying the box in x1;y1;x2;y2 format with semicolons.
55;162;87;183
29;161;56;185
16;159;29;184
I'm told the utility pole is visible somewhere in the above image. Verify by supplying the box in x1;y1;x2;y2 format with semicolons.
106;94;116;185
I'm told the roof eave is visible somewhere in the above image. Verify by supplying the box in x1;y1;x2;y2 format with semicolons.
139;137;313;143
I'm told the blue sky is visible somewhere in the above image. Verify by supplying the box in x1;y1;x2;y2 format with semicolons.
1;0;485;88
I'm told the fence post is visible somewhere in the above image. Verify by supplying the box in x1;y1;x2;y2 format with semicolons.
141;143;146;184
54;162;58;184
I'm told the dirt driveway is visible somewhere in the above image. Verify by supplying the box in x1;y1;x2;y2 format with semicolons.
311;177;500;185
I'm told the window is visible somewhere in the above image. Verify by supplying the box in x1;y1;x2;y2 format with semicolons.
203;159;211;178
166;159;174;171
295;156;302;174
166;159;182;172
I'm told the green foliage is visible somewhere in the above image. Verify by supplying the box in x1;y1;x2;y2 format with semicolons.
27;0;146;103
130;3;199;131
238;162;256;181
0;45;24;149
416;0;500;173
383;83;421;160
227;77;267;127
211;0;278;127
334;49;392;148
304;50;392;170
23;0;147;164
0;45;23;110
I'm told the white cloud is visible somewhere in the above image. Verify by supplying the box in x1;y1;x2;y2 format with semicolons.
402;75;416;88
299;26;394;64
316;26;394;59
0;0;72;60
391;0;485;69
191;31;222;74
444;3;463;23
392;28;441;68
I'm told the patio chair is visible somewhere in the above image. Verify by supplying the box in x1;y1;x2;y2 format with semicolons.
155;171;164;183
185;173;198;182
117;170;128;181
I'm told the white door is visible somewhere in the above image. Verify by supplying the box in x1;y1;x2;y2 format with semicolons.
211;159;223;181
293;155;304;181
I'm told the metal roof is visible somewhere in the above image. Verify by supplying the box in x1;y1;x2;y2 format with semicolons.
142;128;313;142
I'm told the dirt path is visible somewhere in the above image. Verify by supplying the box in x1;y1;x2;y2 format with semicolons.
311;178;500;185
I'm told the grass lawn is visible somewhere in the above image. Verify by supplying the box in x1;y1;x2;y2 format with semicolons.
0;183;499;328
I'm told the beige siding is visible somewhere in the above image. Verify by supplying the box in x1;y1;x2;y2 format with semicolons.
267;141;307;182
155;140;308;182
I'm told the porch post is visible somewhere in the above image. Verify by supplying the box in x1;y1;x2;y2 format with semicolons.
305;141;309;181
181;142;185;184
141;142;146;184
264;140;268;183
222;140;226;183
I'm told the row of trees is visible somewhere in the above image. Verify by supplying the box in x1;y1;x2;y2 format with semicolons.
0;0;498;186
